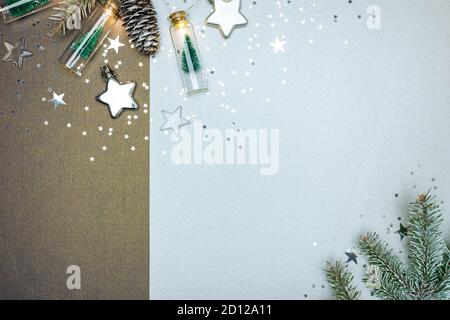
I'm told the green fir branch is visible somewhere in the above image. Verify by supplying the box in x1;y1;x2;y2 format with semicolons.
408;192;446;299
434;247;450;299
325;191;450;300
358;232;414;300
324;261;361;300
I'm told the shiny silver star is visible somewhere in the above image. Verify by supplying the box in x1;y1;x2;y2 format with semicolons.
2;38;34;69
96;78;138;118
48;92;66;108
160;106;191;137
206;0;248;38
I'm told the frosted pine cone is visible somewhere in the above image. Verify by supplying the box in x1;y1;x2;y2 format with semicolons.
120;0;160;56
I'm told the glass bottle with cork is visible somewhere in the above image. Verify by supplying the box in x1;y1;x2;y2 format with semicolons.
59;0;119;76
169;10;208;95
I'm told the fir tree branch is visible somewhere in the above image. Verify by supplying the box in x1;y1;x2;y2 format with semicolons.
369;282;402;300
408;192;446;299
358;232;413;300
48;0;96;36
324;261;361;300
434;247;450;299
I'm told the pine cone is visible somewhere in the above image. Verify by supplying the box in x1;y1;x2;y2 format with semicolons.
120;0;160;56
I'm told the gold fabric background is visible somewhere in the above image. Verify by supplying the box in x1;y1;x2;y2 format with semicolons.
0;7;149;299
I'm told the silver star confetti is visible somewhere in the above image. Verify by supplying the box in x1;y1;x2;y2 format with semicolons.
206;0;248;38
2;38;34;69
270;36;287;53
345;251;358;264
48;92;66;108
107;35;125;54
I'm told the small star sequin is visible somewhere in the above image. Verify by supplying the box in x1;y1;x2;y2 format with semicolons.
396;223;409;240
270;36;286;53
48;92;66;108
345;251;358;264
107;35;125;54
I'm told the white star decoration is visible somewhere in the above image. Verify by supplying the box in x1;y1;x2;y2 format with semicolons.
160;106;191;137
206;0;248;38
48;92;66;108
107;35;125;54
96;78;138;118
270;36;287;53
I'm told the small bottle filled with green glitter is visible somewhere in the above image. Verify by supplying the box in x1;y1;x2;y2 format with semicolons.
59;0;119;76
0;0;55;23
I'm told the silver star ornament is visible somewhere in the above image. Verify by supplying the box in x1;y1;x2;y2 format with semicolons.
48;92;66;108
96;65;138;119
160;106;191;137
2;38;34;69
206;0;248;38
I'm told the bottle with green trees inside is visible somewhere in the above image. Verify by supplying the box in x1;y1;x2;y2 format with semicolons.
71;25;105;60
169;10;208;95
1;0;53;23
59;0;119;76
181;35;201;73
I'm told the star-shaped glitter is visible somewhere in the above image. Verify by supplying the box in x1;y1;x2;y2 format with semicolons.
160;106;191;137
48;92;66;108
107;35;125;54
395;223;409;240
270;36;287;53
206;0;248;38
345;251;358;264
2;38;34;69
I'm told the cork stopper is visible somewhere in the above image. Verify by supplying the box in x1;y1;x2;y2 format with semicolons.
104;0;120;18
169;10;189;25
